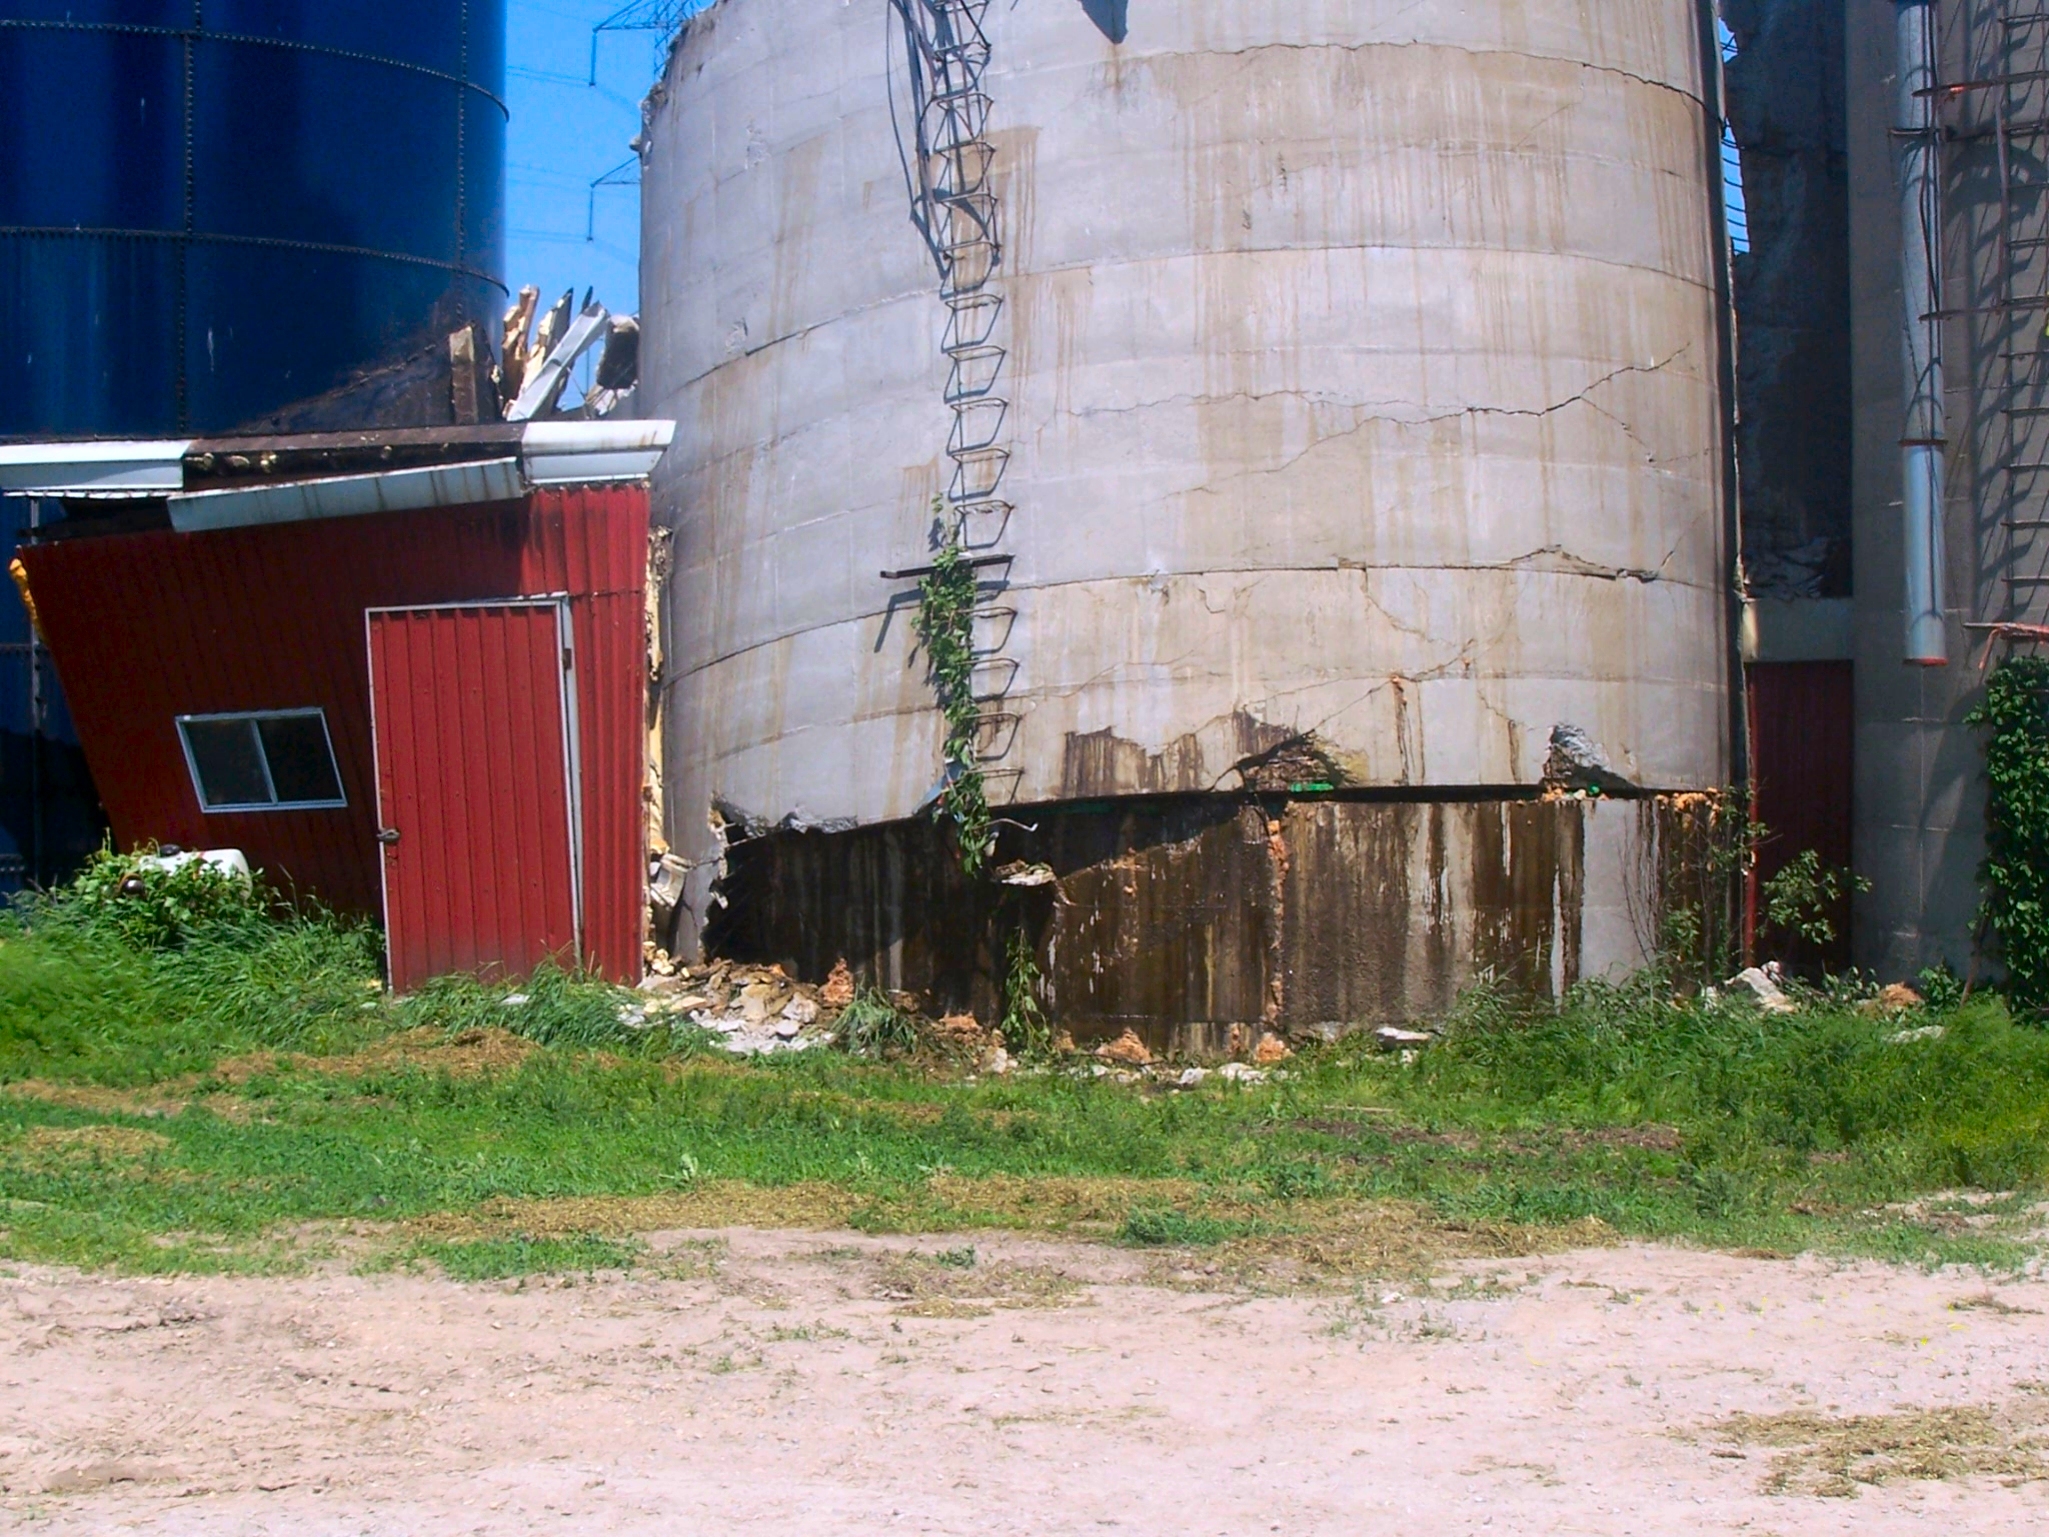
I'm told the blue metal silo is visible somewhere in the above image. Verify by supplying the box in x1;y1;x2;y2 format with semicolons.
0;1;508;437
0;2;506;889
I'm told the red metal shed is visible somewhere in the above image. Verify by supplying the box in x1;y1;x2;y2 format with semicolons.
5;425;670;989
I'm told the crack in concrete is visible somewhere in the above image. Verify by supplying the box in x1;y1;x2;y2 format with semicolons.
1160;348;1696;492
1159;38;1707;109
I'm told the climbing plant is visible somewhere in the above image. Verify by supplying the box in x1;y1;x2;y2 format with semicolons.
1967;656;2049;1017
914;518;993;876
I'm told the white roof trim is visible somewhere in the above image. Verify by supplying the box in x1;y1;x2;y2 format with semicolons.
520;419;675;485
0;440;191;497
0;421;673;526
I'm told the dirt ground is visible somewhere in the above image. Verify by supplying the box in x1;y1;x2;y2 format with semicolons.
2;1232;2047;1534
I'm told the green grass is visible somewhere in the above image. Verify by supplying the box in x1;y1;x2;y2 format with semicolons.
1;860;2046;1280
399;1232;647;1281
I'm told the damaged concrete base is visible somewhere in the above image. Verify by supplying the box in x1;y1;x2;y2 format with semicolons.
705;793;1699;1054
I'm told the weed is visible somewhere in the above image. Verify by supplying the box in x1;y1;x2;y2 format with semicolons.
1920;962;1968;1012
836;988;920;1060
1262;1160;1335;1200
407;1232;645;1282
1001;927;1052;1059
34;844;274;953
1120;1208;1238;1247
1759;849;1870;958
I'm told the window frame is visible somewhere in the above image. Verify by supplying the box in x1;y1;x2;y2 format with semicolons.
175;708;348;814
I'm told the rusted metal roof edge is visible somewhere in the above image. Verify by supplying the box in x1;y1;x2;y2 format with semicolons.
167;459;527;533
0;422;677;528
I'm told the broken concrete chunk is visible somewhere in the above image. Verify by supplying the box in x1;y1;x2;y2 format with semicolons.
1217;1062;1268;1084
1858;983;1924;1017
1726;966;1798;1015
782;995;820;1027
821;959;856;1009
1374;1026;1437;1051
1096;1029;1153;1067
1176;1066;1210;1088
1888;1024;1946;1045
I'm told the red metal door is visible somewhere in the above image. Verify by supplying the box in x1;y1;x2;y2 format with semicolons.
368;601;582;992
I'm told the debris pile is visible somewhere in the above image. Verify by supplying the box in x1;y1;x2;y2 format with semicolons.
634;960;836;1057
496;285;640;422
628;951;1354;1081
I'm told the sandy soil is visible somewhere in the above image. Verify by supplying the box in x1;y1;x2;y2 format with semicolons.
1;1232;2047;1535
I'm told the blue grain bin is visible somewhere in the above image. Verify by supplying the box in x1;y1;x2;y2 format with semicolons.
0;1;507;436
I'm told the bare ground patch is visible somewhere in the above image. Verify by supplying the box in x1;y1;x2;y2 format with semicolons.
7;1241;2049;1534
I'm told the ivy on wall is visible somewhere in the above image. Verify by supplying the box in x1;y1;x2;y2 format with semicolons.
913;527;994;877
1967;657;2049;1016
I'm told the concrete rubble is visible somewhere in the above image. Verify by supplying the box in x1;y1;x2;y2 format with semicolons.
626;953;1310;1080
1726;964;1800;1015
629;959;838;1056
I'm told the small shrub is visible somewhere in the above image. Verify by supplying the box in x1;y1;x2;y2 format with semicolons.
1001;926;1053;1060
1919;963;1967;1013
1759;848;1869;955
38;845;269;952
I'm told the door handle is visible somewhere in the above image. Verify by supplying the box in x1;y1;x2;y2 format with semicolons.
376;828;401;845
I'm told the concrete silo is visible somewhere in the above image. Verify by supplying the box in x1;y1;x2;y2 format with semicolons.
641;0;1737;1042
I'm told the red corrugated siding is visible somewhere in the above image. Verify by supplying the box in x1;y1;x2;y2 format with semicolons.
1747;661;1855;972
17;485;649;983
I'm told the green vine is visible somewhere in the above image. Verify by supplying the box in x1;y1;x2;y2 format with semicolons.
1967;657;2049;1016
913;517;993;875
912;514;1055;1046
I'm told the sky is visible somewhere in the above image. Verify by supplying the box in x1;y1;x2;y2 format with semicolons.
504;1;681;320
500;4;1753;314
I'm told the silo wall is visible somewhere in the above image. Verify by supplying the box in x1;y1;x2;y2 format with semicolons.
642;0;1735;1038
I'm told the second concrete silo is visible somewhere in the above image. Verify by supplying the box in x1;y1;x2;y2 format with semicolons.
642;0;1736;1041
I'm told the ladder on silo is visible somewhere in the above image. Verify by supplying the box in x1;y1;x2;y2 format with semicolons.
1950;4;2049;645
890;0;1022;793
